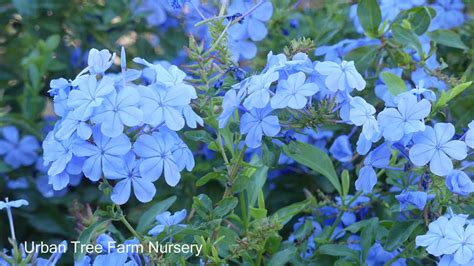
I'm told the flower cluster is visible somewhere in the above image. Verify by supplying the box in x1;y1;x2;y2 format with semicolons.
416;210;474;265
42;48;200;205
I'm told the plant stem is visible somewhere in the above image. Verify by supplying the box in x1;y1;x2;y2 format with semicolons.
324;191;363;241
116;205;144;242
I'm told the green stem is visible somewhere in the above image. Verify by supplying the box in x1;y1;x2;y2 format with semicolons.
119;214;144;242
324;191;363;241
240;192;248;232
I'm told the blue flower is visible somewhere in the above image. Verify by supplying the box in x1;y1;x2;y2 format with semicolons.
329;135;353;162
445;170;474;197
181;105;204;129
270;72;319;109
288;216;323;258
134;131;182;186
54;112;92;141
107;152;156;205
93;252;129;266
409;123;467;176
430;0;465;30
92;87;143;137
243;70;279;109
87;48;115;75
219;85;246;128
73;128;131;181
148;209;187;236
166;130;195;172
411;67;447;92
367;242;406;266
42;132;77;176
240;105;280;148
51;85;71;117
138;84;191;131
228;36;257;61
0;198;29;210
416;214;474;264
133;57;197;100
396;190;431;211
132;0;172;26
465;121;474;149
0;126;39;169
227;0;273;42
0;198;28;241
378;94;431;141
355;144;391;193
349;97;379;139
48;78;70;96
416;216;452;256
314;60;366;92
67;75;115;120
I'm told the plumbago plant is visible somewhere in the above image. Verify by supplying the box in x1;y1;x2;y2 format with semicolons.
0;0;473;265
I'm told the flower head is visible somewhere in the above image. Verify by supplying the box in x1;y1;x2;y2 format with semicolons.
227;0;273;42
134;131;183;186
87;48;115;75
315;60;366;92
67;75;115;120
270;72;319;109
92;87;143;137
349;97;379;139
378;94;431;141
148;209;187;236
409;123;467;176
396;190;432;211
107;152;156;205
240;105;280;148
0;126;39;169
73;128;131;181
445;170;474;197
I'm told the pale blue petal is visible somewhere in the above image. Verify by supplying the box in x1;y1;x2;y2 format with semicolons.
111;179;132;205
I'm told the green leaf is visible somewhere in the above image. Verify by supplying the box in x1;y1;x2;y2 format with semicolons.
408;7;434;35
318;244;359;259
360;218;379;261
392;25;423;56
196;172;225;187
427;30;468;50
293;219;313;241
357;0;382;36
344;45;378;73
393;7;435;35
262;140;281;167
247;164;268;208
271;199;310;226
265;234;283;254
268;247;297;266
384;220;422;251
75;219;110;260
45;35;61;51
192;194;213;220
136;196;177;233
214;197;238;218
249;207;268;220
184;130;213;144
341;170;350;198
381;72;407;96
344;219;373;234
434;81;473;111
283;141;341;195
